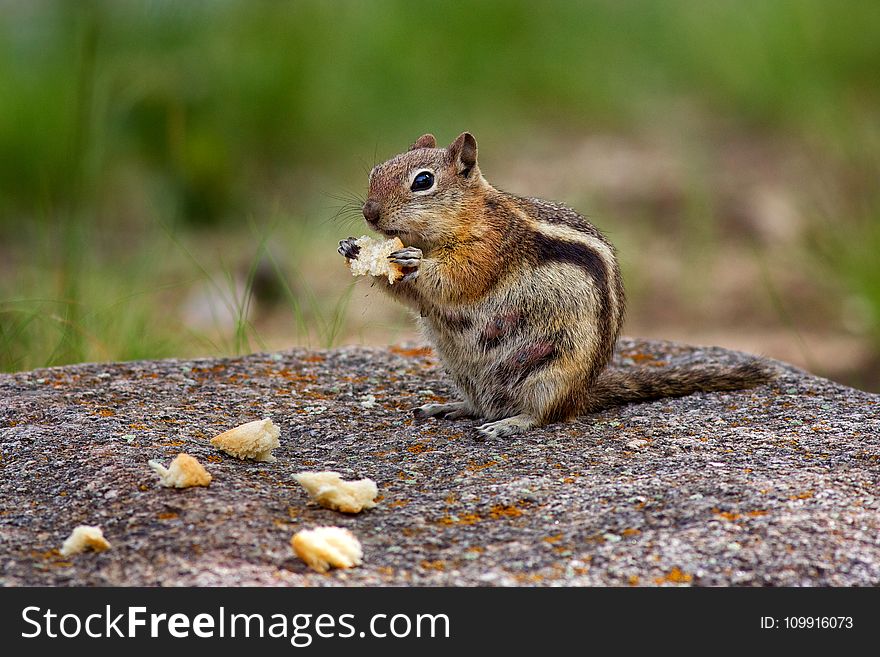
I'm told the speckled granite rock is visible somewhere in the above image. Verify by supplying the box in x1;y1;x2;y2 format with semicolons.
1;338;878;586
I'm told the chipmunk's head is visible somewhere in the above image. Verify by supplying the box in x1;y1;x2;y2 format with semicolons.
363;132;486;247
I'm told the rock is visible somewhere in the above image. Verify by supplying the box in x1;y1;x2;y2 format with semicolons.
0;338;878;586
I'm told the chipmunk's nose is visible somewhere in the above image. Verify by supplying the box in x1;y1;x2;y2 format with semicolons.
362;199;381;224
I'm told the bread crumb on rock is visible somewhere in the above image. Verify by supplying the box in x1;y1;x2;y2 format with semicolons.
291;526;363;573
210;418;280;462
293;471;378;513
60;525;111;557
148;453;212;488
347;236;405;284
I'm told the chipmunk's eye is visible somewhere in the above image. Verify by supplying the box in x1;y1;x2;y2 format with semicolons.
411;171;434;192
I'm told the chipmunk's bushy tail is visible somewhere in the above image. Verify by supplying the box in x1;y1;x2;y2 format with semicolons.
584;361;773;413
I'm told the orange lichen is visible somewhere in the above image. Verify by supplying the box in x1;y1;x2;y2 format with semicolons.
421;560;446;571
628;575;640;586
626;352;668;367
157;512;178;520
489;504;523;519
192;365;226;375
98;409;115;417
655;567;692;585
622;528;641;536
543;534;563;544
389;346;433;358
275;368;317;383
438;513;482;526
32;548;70;567
457;513;483;525
714;510;741;521
789;490;814;500
31;549;58;559
466;460;498;472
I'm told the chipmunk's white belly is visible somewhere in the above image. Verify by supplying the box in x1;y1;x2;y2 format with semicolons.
414;262;607;421
418;312;526;420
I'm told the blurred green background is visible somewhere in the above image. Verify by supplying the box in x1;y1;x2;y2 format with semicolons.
1;0;878;390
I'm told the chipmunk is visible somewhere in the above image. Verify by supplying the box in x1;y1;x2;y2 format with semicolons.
338;132;772;439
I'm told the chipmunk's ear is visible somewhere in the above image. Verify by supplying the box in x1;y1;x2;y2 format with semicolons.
448;132;477;175
409;134;437;150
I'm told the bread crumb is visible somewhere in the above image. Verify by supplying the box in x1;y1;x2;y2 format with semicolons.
347;236;405;284
294;471;378;513
148;453;212;488
60;525;111;557
210;418;280;462
291;527;362;573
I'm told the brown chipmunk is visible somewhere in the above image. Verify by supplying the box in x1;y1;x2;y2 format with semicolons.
338;132;772;438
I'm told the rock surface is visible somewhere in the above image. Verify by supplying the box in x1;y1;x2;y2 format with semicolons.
1;338;878;586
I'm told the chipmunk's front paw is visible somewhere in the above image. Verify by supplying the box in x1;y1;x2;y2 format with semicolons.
338;237;360;260
413;402;473;421
389;246;422;269
389;246;422;282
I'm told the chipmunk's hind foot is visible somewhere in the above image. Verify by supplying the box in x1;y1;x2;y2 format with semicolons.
476;414;537;439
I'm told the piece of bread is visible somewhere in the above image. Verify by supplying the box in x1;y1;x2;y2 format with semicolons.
347;236;405;284
293;471;378;513
148;453;212;488
210;418;280;462
290;526;363;574
60;525;111;557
